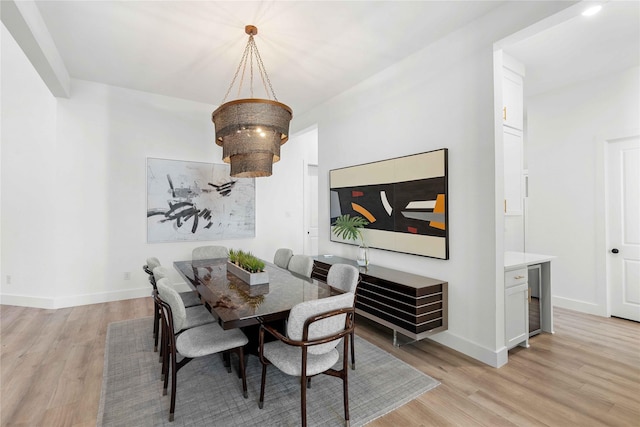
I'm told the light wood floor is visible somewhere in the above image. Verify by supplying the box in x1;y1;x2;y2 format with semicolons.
1;300;638;426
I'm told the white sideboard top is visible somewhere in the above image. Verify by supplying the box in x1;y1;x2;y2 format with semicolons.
504;251;556;271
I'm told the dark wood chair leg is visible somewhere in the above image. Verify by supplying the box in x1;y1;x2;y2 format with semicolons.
223;351;231;373
343;368;350;426
350;330;356;370
344;335;351;426
153;307;158;339
301;371;307;427
153;302;160;352
301;349;308;427
169;344;177;422
160;323;168;381
237;347;248;398
159;321;165;363
162;340;170;394
241;353;249;379
259;363;267;409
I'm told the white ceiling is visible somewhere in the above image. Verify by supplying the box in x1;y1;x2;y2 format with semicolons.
31;1;640;115
33;1;506;116
504;1;640;97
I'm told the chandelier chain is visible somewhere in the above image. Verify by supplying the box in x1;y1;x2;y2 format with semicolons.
222;40;251;104
220;34;278;104
249;40;255;98
237;55;246;99
237;42;250;99
251;37;278;101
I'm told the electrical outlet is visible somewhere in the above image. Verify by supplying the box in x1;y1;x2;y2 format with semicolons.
124;272;131;280
6;275;11;285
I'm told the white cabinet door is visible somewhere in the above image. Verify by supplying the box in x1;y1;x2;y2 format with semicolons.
505;282;529;349
503;68;523;130
504;127;523;215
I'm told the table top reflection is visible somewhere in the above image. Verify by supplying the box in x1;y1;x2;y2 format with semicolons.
173;258;332;330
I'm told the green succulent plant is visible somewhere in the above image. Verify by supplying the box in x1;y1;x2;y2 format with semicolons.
331;214;369;244
228;249;265;273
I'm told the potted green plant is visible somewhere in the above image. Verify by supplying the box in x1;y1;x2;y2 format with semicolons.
331;214;370;266
228;249;268;285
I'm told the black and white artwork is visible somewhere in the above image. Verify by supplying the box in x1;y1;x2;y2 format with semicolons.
147;158;255;243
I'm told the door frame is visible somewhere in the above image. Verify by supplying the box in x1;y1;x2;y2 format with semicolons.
302;161;319;255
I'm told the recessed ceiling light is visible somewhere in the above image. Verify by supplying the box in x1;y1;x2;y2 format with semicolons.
582;5;602;16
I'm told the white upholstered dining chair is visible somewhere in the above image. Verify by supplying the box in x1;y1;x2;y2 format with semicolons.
155;283;248;422
273;248;294;269
192;245;228;260
327;263;360;369
287;254;314;278
144;258;202;352
155;278;216;373
258;292;356;427
153;266;202;308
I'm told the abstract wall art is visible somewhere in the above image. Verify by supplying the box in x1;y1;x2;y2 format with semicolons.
330;149;449;259
147;158;255;243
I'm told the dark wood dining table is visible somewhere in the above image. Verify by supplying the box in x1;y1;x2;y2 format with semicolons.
173;257;333;330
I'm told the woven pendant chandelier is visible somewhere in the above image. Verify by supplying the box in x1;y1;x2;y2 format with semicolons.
211;25;293;178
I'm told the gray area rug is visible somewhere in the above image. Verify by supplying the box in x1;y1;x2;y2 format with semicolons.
98;317;439;426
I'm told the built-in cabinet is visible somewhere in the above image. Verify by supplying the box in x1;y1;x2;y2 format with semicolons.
502;67;524;130
504;127;524;215
502;56;525;216
504;251;556;353
504;267;529;349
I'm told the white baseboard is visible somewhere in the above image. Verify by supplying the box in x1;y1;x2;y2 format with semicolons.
0;294;55;309
552;296;606;317
0;287;151;310
429;331;508;368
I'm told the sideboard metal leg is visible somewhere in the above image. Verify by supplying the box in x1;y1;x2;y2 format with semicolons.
392;330;419;347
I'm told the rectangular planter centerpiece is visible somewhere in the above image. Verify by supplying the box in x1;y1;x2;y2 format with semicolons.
227;261;269;285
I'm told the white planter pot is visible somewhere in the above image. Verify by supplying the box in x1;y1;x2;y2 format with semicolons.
227;261;269;285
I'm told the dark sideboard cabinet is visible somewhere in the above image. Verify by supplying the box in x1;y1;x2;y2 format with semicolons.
312;256;448;345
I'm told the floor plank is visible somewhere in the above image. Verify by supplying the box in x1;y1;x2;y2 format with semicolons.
1;301;638;427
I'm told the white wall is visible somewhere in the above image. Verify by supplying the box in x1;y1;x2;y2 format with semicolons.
1;24;58;305
53;79;225;305
1;23;314;308
526;66;640;316
292;2;572;367
253;126;318;260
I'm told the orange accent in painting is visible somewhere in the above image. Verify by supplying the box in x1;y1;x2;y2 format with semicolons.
429;194;446;230
352;190;364;197
351;203;376;223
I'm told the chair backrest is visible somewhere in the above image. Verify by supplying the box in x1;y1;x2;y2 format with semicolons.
273;248;294;269
192;245;228;260
156;278;187;332
145;257;161;275
153;266;171;282
287;292;355;355
287;254;314;278
327;264;360;294
155;293;176;340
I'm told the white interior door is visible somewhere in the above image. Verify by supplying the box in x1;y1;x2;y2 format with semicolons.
303;164;318;255
608;134;640;321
